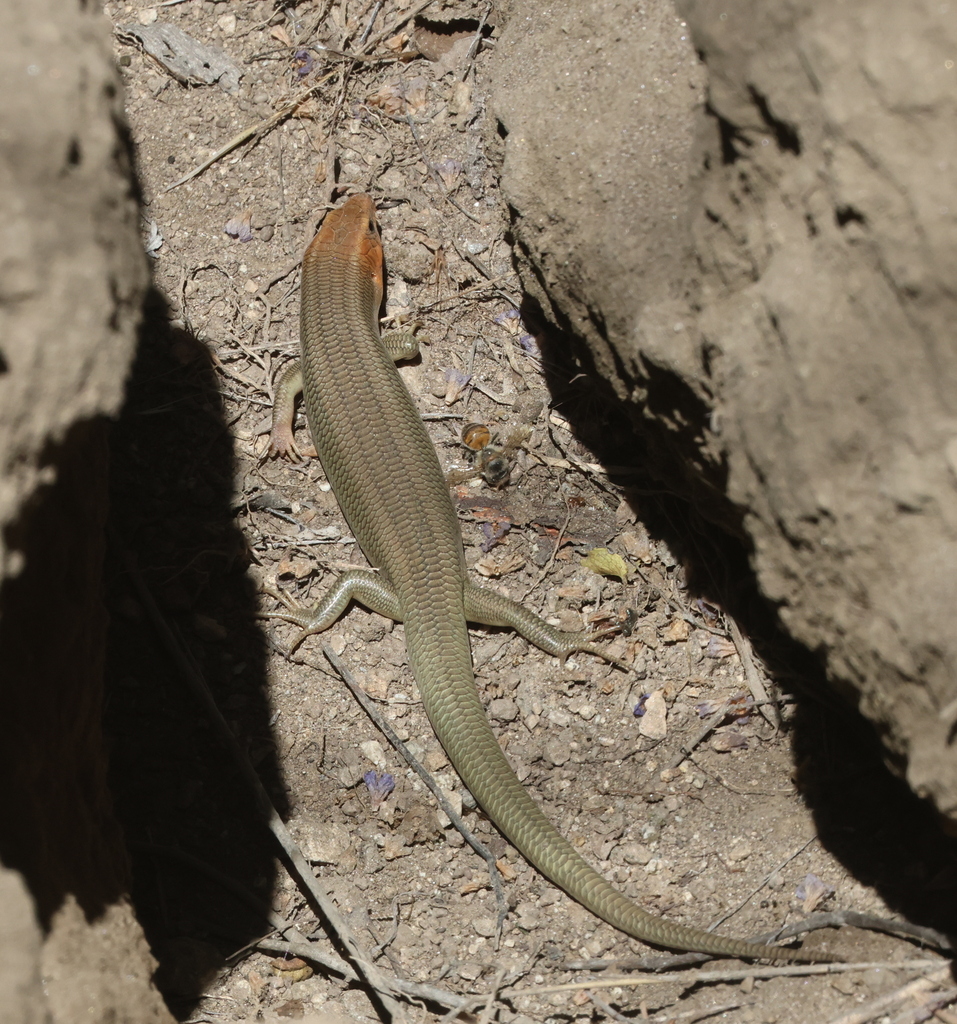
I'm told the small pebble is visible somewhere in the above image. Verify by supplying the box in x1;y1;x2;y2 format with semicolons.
727;840;752;862
543;734;572;766
619;842;652;865
638;690;667;740
515;902;543;930
862;968;890;993
489;698;519;722
360;739;386;766
472;916;497;938
434;787;462;828
424;747;449;771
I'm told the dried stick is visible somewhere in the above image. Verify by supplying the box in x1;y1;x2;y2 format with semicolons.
165;74;337;191
320;644;510;941
726;616;781;729
362;0;437;52
255;937;476;1014
667;698;732;769
825;967;952;1024
499;959;944;1000
708;836;817;932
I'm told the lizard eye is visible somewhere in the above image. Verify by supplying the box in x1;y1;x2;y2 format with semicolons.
368;218;378;235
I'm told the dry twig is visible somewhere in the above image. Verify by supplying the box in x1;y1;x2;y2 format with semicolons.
726;615;782;729
825;966;953;1024
708;836;817;932
362;0;438;52
500;959;944;1001
165;75;338;191
319;643;510;942
255;936;476;1014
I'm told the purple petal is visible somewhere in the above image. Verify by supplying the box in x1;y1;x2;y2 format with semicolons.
224;215;253;243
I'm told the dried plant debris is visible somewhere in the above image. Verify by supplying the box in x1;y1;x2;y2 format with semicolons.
118;22;241;94
366;75;429;115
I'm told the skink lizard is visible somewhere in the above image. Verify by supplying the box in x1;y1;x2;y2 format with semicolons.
268;193;825;961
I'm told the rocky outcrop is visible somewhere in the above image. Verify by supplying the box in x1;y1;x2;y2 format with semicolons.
0;0;171;1019
491;0;957;820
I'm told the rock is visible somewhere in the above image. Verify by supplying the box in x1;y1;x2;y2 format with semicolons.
0;0;167;1019
490;0;957;824
543;733;572;767
637;691;668;741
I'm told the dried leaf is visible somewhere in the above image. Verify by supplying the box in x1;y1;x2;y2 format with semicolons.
225;210;253;243
705;635;736;658
474;550;526;578
615;498;638;527
434;157;462;191
270;957;313;982
796;873;835;913
618;529;653;564
581;547;629;582
711;727;748;752
366;76;429;116
492;308;522;335
384;31;411;52
404;76;428;113
496;858;518;882
275;558;313;580
450;79;472;115
411;22;473;64
144;219;163;257
312;155;328;184
663;617;691;643
443;366;471;405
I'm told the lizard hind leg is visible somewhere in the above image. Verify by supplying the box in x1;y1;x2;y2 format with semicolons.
262;570;403;651
463;582;632;672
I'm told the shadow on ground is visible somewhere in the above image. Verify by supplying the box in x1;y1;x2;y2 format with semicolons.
528;300;957;951
104;286;282;1018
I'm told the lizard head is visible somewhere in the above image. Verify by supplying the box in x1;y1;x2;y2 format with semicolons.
305;193;384;299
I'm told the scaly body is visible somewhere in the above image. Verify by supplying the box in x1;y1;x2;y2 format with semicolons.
269;193;824;961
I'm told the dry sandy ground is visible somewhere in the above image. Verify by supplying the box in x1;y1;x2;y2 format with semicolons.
101;2;950;1022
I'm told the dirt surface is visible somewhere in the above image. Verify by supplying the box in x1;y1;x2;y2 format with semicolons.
102;2;953;1023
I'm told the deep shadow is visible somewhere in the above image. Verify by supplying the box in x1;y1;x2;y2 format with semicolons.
521;291;957;949
103;285;282;1016
0;419;129;927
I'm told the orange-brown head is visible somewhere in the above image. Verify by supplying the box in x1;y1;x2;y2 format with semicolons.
303;193;384;299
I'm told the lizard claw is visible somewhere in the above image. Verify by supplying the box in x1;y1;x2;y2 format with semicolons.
267;424;303;462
